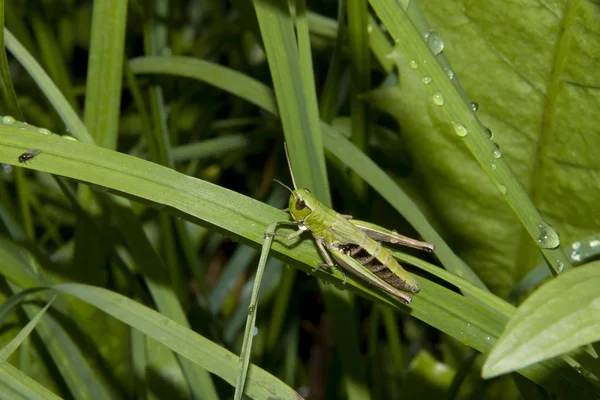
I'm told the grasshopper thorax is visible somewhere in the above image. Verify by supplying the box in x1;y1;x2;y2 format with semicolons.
288;188;319;222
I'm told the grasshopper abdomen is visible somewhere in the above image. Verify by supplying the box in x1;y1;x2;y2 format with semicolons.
342;240;420;293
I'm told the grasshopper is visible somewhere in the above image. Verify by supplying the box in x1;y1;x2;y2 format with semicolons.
234;146;436;400
270;145;435;304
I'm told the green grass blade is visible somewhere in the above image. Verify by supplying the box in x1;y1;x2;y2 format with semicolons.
0;362;63;400
4;29;92;144
106;200;219;400
0;296;54;361
0;3;23;120
53;282;301;400
252;0;329;202
30;13;79;114
83;0;128;149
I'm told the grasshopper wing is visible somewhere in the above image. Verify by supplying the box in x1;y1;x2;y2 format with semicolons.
330;249;413;304
350;220;434;252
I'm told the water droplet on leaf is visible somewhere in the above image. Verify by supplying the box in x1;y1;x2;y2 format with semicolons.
492;147;502;159
471;101;479;111
452;122;468;137
2;116;15;125
537;221;560;249
409;60;419;69
422;76;432;84
432;92;444;106
425;31;444;55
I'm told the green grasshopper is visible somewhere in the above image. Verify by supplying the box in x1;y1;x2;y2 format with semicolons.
234;145;436;399
270;145;435;304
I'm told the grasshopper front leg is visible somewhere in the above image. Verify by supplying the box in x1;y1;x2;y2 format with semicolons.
313;237;347;284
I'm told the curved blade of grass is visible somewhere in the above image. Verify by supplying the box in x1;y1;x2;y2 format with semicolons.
0;296;54;361
0;362;63;400
53;282;301;400
4;28;92;144
0;125;597;397
483;261;600;378
30;13;79;114
105;199;219;400
0;238;118;399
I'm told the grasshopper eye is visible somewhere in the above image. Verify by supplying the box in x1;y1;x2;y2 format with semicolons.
296;198;306;210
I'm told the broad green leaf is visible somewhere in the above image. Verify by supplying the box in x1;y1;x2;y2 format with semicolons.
482;262;600;378
364;0;600;295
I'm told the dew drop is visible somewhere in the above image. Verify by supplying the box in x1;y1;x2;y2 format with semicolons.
572;241;581;250
452;122;468;137
556;261;564;273
367;24;373;33
253;327;259;337
38;128;51;135
497;184;507;195
62;135;78;141
483;127;493;140
408;59;419;69
425;31;444;55
492;147;502;159
589;239;600;248
432;92;444;106
490;163;497;171
571;251;581;262
422;75;432;84
446;68;455;80
471;101;479;112
537;221;560;249
248;305;255;315
2;116;15;125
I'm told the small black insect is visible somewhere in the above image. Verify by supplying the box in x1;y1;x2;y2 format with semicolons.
18;149;41;163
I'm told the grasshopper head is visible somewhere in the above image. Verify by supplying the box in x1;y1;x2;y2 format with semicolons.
288;188;318;222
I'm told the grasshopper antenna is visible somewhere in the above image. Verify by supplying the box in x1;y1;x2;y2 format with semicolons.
283;142;298;190
273;178;294;195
